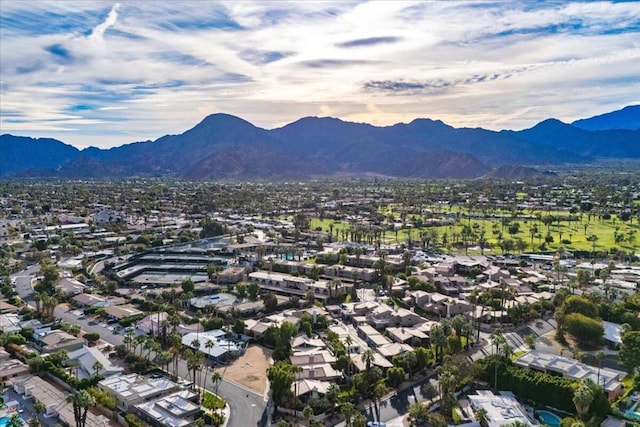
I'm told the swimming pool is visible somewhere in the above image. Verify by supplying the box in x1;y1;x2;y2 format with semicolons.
0;415;24;426
537;410;561;427
625;410;640;421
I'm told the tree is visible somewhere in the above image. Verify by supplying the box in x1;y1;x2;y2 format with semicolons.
361;349;374;370
573;381;594;420
476;407;489;427
302;405;313;427
267;361;296;412
352;412;367;427
524;334;536;349
211;371;222;392
6;414;23;427
232;318;245;335
181;277;195;294
92;361;103;377
620;330;640;373
386;366;405;388
67;390;96;427
263;292;278;312
408;401;429;426
563;313;604;344
325;383;340;417
247;282;260;300
340;402;355;427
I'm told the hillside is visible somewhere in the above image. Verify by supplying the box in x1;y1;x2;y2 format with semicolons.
1;106;638;179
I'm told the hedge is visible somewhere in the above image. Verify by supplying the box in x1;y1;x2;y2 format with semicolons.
476;357;610;417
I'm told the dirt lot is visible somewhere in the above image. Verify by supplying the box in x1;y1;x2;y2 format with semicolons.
215;345;272;394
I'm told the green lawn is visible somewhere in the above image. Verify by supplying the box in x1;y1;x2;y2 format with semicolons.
202;391;225;410
309;210;638;255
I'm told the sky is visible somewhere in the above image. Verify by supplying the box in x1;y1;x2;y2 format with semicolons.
1;1;639;149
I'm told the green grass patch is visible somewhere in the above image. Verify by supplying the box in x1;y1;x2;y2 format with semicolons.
202;391;225;410
510;350;526;362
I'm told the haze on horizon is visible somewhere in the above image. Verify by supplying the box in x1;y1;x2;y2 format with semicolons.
1;0;639;149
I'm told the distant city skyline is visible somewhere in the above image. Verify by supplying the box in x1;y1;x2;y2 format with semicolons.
1;0;639;149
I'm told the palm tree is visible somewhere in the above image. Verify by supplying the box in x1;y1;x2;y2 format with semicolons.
362;349;374;371
430;324;446;363
92;361;103;377
6;414;22;427
67;389;96;427
325;383;340;418
211;371;222;393
596;350;605;386
573;381;594;420
373;381;387;421
345;335;353;383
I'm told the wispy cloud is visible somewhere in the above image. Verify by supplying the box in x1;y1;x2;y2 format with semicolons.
336;36;402;48
89;3;120;42
1;0;639;148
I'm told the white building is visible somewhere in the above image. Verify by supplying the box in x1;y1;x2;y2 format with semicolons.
67;346;124;379
182;330;242;362
248;271;350;301
468;390;537;427
514;350;625;398
99;374;181;411
135;389;201;427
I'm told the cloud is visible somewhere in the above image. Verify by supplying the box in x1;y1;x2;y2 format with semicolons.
89;3;120;42
299;59;381;68
336;36;402;48
239;49;293;65
1;0;639;147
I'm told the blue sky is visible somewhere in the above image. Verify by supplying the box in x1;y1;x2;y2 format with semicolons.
1;0;639;148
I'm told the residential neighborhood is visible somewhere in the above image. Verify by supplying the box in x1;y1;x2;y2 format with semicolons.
0;177;639;427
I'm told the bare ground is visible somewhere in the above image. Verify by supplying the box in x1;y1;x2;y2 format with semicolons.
215;345;272;394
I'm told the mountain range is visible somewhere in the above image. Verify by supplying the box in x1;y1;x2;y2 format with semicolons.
1;105;638;179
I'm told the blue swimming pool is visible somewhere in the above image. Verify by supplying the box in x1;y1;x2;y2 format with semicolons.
625;410;640;421
0;415;24;427
537;410;561;427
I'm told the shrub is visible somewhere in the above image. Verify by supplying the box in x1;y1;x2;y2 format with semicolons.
564;313;604;344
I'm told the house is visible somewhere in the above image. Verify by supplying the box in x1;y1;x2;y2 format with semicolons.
468;390;537;427
290;349;336;366
292;379;331;399
99;373;181;411
0;313;22;333
135;389;201;427
14;376;115;427
39;330;84;353
217;266;245;285
386;326;429;345
104;304;144;321
377;342;414;360
181;330;242;363
93;208;124;224
602;321;622;349
72;293;109;308
514;350;625;399
248;271;351;301
0;300;19;314
0;349;29;381
414;292;473;318
56;277;87;296
67;346;124;379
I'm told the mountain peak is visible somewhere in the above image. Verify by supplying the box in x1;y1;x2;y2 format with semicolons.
572;105;640;131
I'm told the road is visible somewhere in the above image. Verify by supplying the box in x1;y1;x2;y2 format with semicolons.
11;264;268;427
335;373;437;426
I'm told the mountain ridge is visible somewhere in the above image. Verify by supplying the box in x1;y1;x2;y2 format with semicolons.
1;106;638;179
